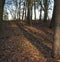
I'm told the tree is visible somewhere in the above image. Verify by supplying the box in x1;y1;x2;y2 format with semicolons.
34;0;36;20
39;0;43;21
22;2;25;20
0;0;5;30
26;0;32;24
49;0;55;28
54;0;60;60
43;0;48;23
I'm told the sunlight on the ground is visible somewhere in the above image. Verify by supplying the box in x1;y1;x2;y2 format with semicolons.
25;26;47;36
21;37;46;62
7;23;18;28
23;25;53;48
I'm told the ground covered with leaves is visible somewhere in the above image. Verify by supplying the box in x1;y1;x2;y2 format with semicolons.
0;21;54;62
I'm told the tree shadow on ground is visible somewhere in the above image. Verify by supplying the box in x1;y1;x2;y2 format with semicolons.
16;23;54;58
32;22;54;37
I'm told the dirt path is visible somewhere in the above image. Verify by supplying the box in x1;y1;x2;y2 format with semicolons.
0;21;54;62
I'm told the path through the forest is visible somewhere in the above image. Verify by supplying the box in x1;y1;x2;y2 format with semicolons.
0;21;54;62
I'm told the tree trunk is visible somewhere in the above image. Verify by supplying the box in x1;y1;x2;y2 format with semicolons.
25;4;26;21
0;0;5;30
39;8;42;21
34;0;36;20
24;1;27;21
22;8;24;20
30;6;32;21
43;0;48;24
49;1;56;28
19;1;21;20
27;5;30;23
44;9;48;22
27;2;31;25
54;0;60;60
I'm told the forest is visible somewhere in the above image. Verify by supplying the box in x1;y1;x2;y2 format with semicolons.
0;0;60;62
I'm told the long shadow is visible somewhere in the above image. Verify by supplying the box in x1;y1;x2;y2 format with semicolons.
32;23;54;36
24;26;53;45
32;24;54;44
16;23;54;58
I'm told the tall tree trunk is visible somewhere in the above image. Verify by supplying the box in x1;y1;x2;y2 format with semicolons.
27;5;30;24
15;0;18;19
25;2;27;21
54;0;60;60
43;0;48;24
22;7;24;20
26;0;32;25
34;0;36;20
19;1;21;20
27;2;31;25
44;9;48;22
0;0;5;30
30;6;32;21
25;3;26;21
39;8;42;21
49;1;56;28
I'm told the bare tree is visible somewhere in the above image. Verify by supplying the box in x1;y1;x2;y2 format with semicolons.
54;0;60;60
0;0;5;29
43;0;48;23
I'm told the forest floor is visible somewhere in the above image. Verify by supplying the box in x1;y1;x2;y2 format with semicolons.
0;21;54;62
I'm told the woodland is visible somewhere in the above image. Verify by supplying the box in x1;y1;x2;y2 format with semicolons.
0;0;60;62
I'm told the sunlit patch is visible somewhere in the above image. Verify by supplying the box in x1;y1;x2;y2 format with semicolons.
21;37;46;62
22;25;53;49
25;26;47;36
11;24;18;28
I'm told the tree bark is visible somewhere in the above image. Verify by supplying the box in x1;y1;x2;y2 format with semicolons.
27;5;30;24
43;0;48;24
39;8;42;21
25;2;27;21
0;0;5;30
54;0;60;60
19;1;21;20
27;0;31;25
34;0;36;20
49;0;56;28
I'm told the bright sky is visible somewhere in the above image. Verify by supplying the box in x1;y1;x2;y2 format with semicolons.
4;0;54;20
